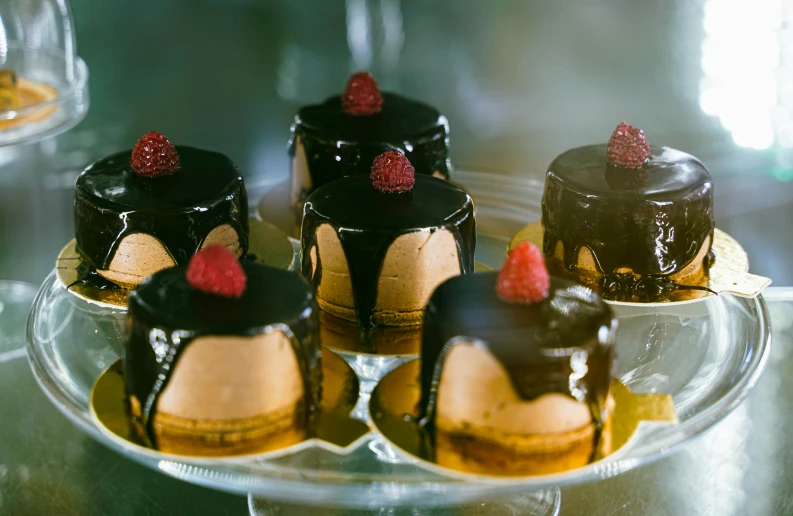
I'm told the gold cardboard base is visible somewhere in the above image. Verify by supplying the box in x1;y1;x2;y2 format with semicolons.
56;219;295;309
91;350;369;460
509;223;771;306
370;360;676;479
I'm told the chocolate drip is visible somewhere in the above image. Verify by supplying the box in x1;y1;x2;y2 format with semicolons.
419;273;615;453
290;92;451;195
125;263;320;448
75;146;249;270
301;175;475;328
542;144;714;302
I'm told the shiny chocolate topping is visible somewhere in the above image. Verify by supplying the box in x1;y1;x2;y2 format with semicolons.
301;174;475;328
420;273;615;437
290;92;451;193
125;262;320;448
74;146;249;270
542;144;714;301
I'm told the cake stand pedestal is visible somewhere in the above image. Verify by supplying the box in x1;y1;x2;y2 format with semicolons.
26;172;771;513
248;490;561;516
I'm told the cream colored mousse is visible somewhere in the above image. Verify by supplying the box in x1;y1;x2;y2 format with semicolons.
129;331;305;456
546;234;711;297
434;342;609;476
308;223;461;326
98;224;242;288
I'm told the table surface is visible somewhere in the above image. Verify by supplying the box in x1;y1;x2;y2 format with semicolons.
1;0;792;514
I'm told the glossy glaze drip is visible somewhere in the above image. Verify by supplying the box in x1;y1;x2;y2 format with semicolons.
75;146;249;270
125;263;320;448
542;144;714;301
419;273;615;456
290;92;451;194
301;175;475;328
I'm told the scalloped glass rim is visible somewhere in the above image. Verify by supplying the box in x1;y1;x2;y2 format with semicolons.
25;172;772;508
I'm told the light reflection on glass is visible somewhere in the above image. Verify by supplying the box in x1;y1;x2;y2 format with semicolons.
699;0;782;149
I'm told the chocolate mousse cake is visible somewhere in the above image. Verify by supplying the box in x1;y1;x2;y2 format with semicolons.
419;243;616;475
542;122;715;302
74;132;248;289
289;72;451;217
125;245;319;455
301;151;475;327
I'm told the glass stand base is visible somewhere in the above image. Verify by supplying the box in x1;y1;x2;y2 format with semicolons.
0;280;37;357
249;489;561;516
332;350;416;424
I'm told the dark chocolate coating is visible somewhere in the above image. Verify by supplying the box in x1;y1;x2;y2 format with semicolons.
125;262;320;448
301;175;475;328
542;144;714;301
74;146;249;270
420;273;615;438
290;92;451;193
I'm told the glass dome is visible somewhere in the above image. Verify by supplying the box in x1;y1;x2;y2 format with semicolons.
0;0;88;146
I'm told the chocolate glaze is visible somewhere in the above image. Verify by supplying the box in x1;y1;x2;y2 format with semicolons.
74;146;249;271
125;263;320;448
301;175;475;328
290;92;451;193
542;144;714;302
419;273;615;458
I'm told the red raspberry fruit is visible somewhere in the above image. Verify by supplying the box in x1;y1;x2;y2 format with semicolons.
606;122;650;169
496;242;550;303
342;71;384;116
370;151;415;193
130;131;180;177
186;245;247;298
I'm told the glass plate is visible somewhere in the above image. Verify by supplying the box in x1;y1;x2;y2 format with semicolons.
26;172;770;509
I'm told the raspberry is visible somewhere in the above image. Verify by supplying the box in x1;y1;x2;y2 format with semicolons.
342;72;384;116
370;151;415;193
130;131;180;177
186;245;247;298
496;242;550;303
606;122;650;169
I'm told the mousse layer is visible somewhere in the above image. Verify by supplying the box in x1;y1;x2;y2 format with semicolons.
301;175;475;327
125;262;319;451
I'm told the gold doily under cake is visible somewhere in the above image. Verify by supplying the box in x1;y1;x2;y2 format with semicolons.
56;219;295;309
91;350;369;460
370;359;676;479
509;222;771;306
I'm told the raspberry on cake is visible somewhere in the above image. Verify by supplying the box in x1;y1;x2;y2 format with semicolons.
187;244;247;298
419;259;617;476
130;131;180;177
496;242;550;303
342;71;384;116
542;122;714;301
289;72;452;227
301;151;475;327
125;253;320;456
370;150;416;193
73;132;249;288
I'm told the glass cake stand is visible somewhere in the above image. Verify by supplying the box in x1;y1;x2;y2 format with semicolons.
26;172;771;514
